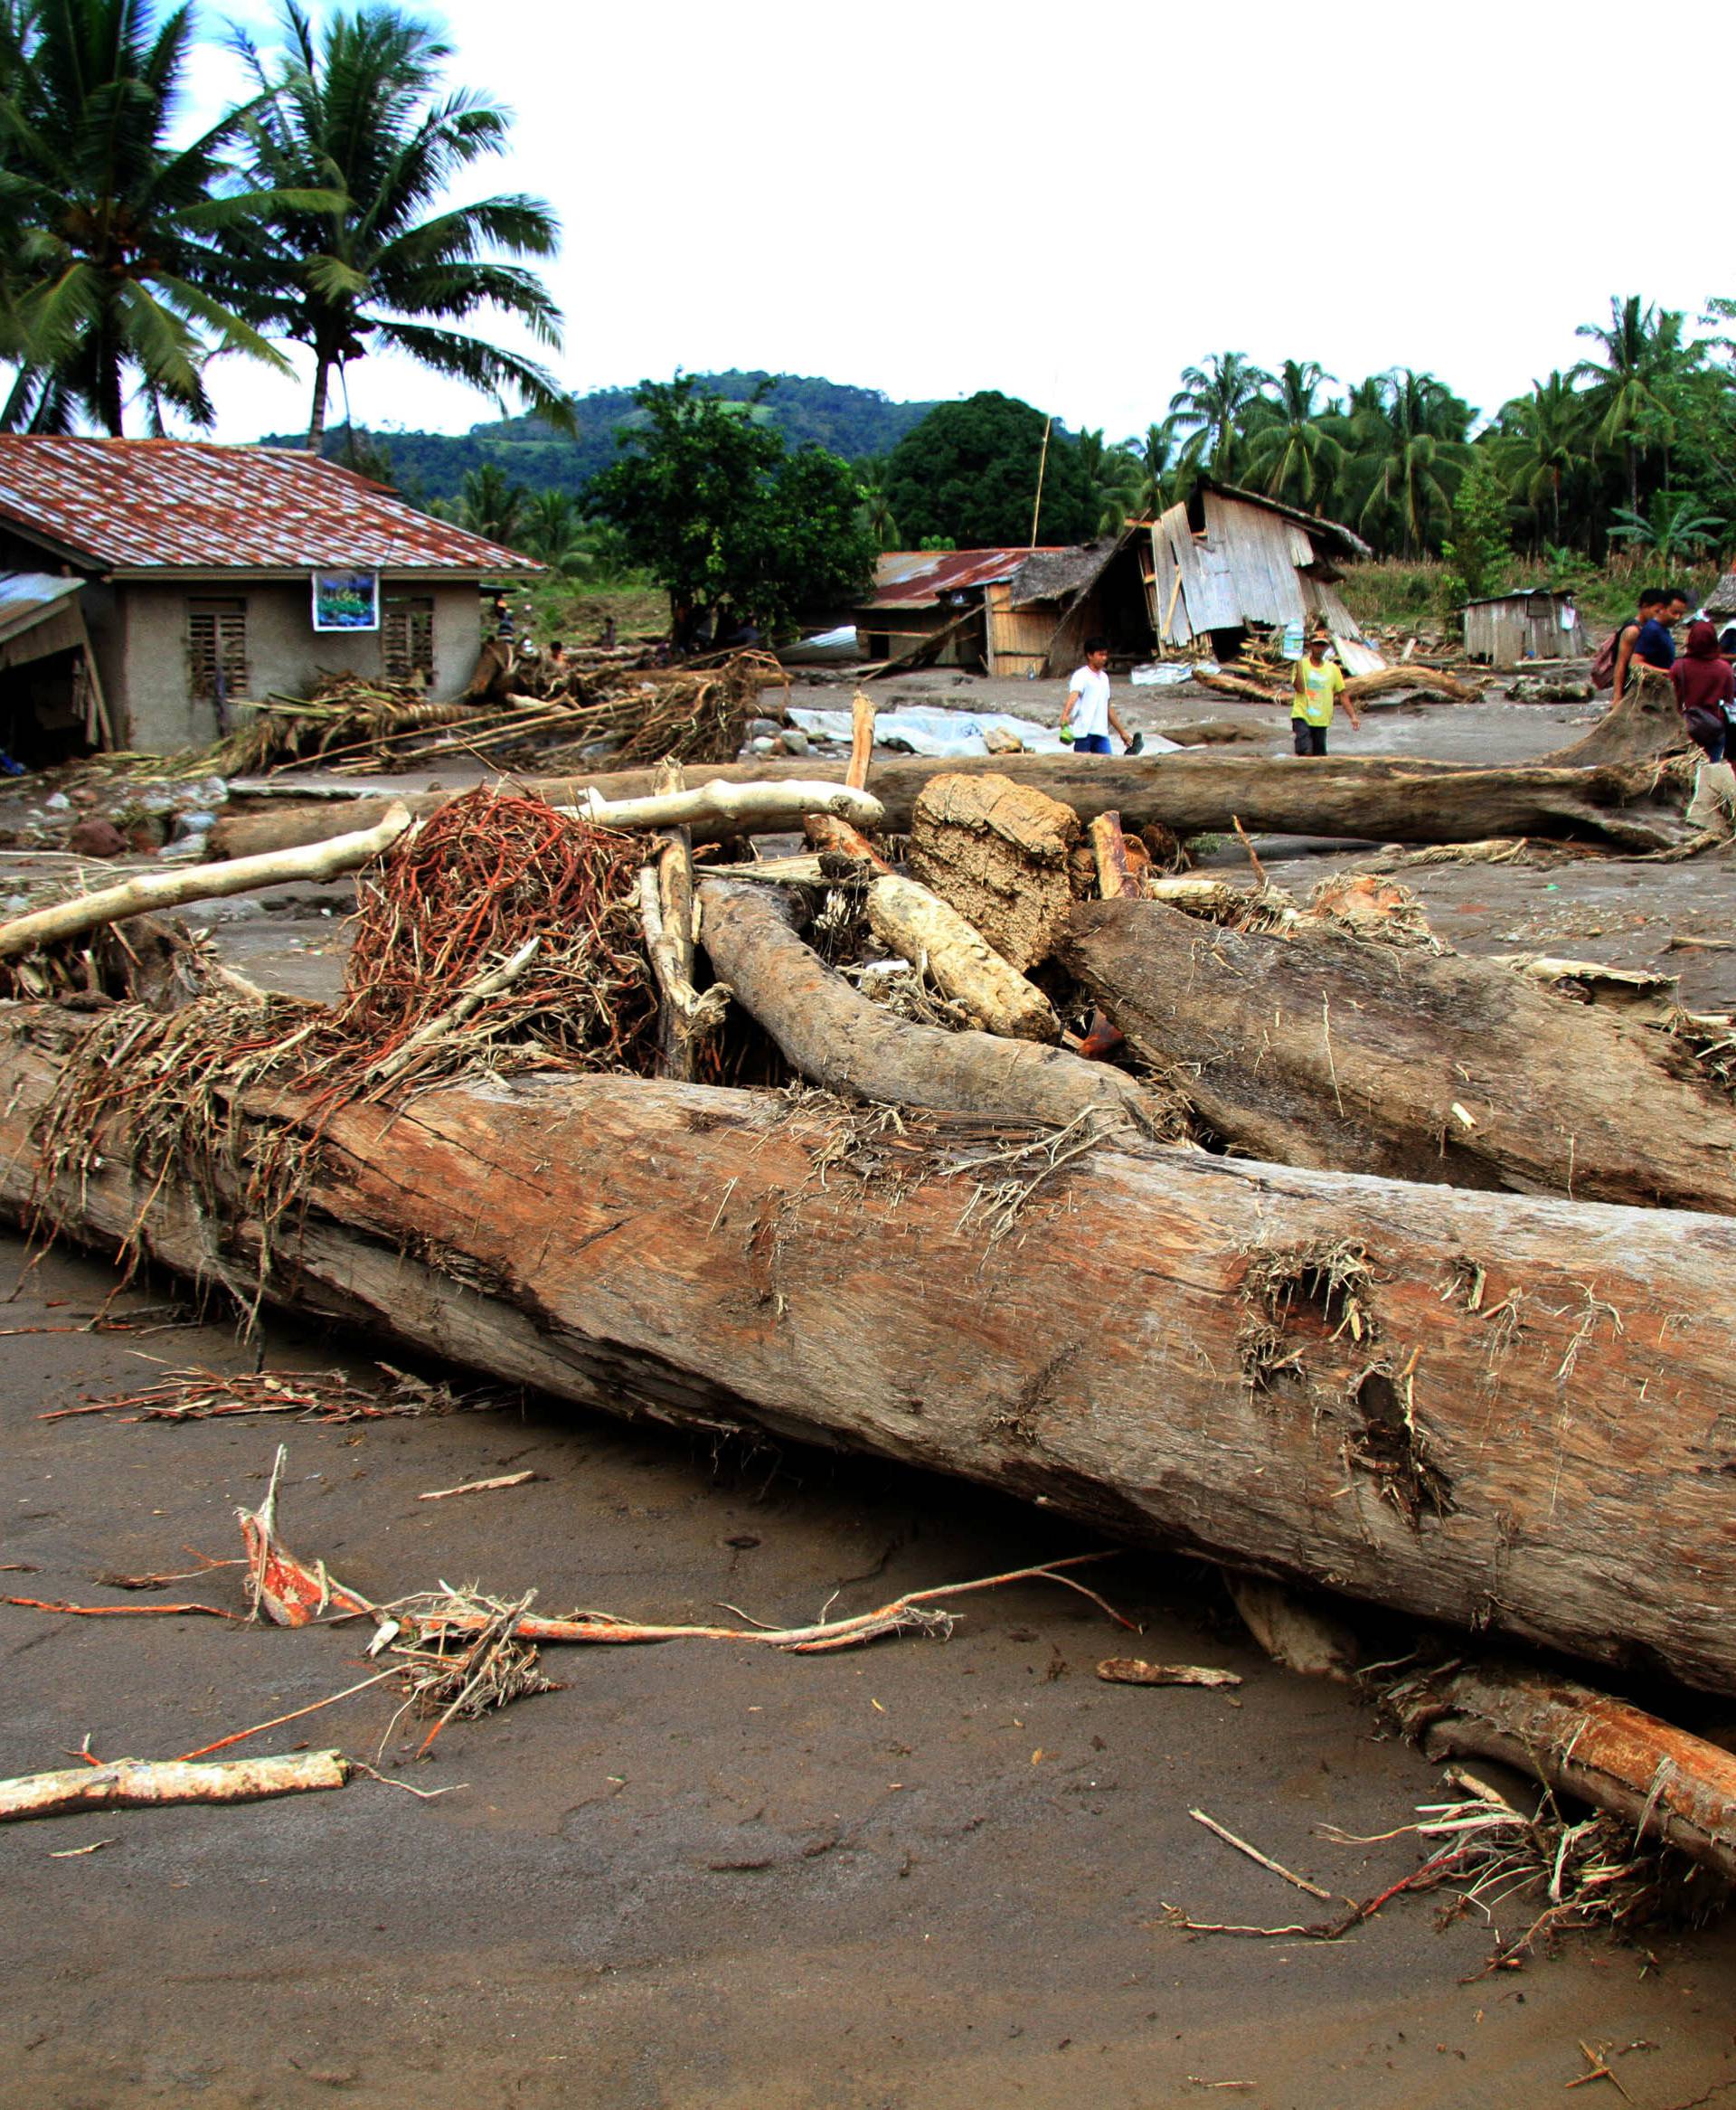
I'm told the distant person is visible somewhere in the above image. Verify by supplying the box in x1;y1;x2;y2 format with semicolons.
1603;587;1662;697
490;592;514;640
546;639;567;670
1670;621;1735;762
1290;632;1362;755
599;616;618;650
1061;636;1135;754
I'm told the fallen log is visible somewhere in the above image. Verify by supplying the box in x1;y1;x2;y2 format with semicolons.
1540;665;1689;769
863;874;1060;1043
564;777;884;836
1060;897;1736;1212
697;881;1139;1126
1388;1661;1736;1883
0;802;413;961
0;1749;351;1823
6;1010;1736;1696
206;752;1691;862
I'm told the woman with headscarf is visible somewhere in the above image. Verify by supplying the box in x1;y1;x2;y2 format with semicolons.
1669;620;1736;762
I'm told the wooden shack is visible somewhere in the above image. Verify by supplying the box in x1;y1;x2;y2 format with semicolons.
1147;479;1384;675
1462;589;1580;667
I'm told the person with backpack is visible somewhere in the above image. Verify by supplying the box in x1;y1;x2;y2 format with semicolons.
1671;621;1736;762
1606;585;1688;700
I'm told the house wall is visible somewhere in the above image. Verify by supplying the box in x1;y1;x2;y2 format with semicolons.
110;580;484;751
1464;597;1575;668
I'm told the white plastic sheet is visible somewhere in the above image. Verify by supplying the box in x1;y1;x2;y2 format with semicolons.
784;705;1179;759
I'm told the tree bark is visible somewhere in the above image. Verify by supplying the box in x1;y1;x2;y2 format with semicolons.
863;875;1060;1043
6;1010;1736;1695
1388;1661;1736;1881
1060;897;1736;1213
696;880;1150;1130
208;752;1692;865
0;1750;351;1823
1539;665;1690;768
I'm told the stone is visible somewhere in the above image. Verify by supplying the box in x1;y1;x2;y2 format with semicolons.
65;815;127;858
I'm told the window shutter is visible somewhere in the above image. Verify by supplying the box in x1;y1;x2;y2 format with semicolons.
188;599;249;701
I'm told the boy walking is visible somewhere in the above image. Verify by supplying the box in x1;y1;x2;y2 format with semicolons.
1061;636;1135;753
1290;633;1362;754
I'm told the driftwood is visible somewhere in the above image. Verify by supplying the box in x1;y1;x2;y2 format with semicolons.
0;802;413;961
1061;897;1736;1213
207;752;1692;863
1389;1661;1736;1882
1540;665;1689;769
864;874;1060;1043
908;773;1082;971
804;811;892;872
1088;811;1140;899
565;778;883;836
696;880;1146;1128
7;1013;1736;1695
639;841;730;1082
0;1749;351;1822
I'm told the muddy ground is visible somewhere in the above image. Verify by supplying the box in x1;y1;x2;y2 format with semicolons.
5;679;1736;2109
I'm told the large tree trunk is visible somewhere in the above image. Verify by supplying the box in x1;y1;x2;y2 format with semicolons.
207;752;1691;863
696;880;1156;1131
5;1008;1736;1696
1060;897;1736;1213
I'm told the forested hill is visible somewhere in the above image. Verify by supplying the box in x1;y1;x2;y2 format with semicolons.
257;371;943;505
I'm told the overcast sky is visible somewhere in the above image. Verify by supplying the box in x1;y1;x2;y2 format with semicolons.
188;0;1731;448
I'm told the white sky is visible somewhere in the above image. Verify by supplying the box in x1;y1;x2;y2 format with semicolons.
184;0;1731;448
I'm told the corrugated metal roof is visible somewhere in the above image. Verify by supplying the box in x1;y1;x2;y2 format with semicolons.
866;547;1062;608
0;569;82;641
0;438;539;575
1462;588;1572;608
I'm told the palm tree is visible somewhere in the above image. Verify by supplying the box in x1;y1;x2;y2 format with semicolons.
1241;358;1344;513
1493;372;1594;549
1122;422;1181;518
1571;296;1692;516
1351;370;1471;558
1165;352;1272;473
853;458;901;551
457;460;527;544
1075;426;1142;535
0;0;316;433
520;487;587;572
232;2;570;450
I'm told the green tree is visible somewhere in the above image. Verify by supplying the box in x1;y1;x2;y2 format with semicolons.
1075;426;1142;535
232;2;569;449
458;459;527;544
883;392;1096;547
1122;422;1183;517
1241;358;1344;512
1492;371;1594;550
1571;295;1692;517
1350;369;1472;557
0;0;316;433
589;375;876;647
1165;352;1272;473
520;487;588;572
853;457;901;551
1439;448;1513;609
1608;492;1722;574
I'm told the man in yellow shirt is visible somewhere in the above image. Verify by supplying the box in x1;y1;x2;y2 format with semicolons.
1290;632;1362;754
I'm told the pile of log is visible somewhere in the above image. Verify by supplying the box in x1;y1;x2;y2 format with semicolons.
6;716;1736;1888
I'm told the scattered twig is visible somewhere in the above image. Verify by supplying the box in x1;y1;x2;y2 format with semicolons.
417;1471;538;1503
1190;1808;1335;1901
1099;1660;1241;1688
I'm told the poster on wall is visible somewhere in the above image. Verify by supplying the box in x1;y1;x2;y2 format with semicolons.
310;569;380;631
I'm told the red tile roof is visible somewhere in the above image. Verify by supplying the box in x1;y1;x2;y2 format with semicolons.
0;438;539;576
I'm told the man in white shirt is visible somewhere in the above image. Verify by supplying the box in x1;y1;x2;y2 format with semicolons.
1061;636;1135;753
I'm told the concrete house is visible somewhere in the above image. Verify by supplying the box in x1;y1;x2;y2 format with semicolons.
0;437;536;760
